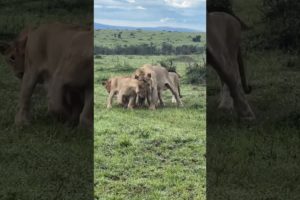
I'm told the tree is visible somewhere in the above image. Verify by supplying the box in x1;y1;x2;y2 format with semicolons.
262;0;300;51
192;35;201;42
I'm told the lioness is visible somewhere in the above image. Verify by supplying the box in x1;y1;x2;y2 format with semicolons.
106;76;149;109
138;71;182;106
207;12;255;120
0;23;92;126
102;76;131;106
133;64;183;109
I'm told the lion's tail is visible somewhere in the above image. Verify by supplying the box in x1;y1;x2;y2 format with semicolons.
238;47;252;94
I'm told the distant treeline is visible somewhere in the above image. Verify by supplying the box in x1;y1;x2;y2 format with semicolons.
95;43;204;55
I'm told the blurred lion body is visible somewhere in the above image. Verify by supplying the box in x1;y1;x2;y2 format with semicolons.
207;12;255;120
105;76;149;109
0;22;93;127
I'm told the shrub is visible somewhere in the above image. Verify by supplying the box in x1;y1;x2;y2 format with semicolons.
192;35;201;42
186;63;206;84
207;0;232;13
261;0;300;52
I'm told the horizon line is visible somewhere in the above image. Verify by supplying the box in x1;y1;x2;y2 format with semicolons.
94;22;206;32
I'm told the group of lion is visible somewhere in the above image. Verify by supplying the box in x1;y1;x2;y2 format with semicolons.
102;64;183;110
0;12;256;128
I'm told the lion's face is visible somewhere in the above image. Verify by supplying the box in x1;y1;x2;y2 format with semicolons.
4;44;26;79
102;80;111;93
134;69;151;82
137;81;150;98
1;33;27;80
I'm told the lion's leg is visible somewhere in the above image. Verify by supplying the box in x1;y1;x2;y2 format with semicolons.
127;95;136;109
149;87;158;110
171;95;176;103
123;96;129;107
165;81;183;107
158;89;164;107
209;49;255;120
178;83;182;98
218;82;234;110
79;88;93;129
146;94;151;107
15;72;38;125
107;90;116;109
137;96;146;107
117;90;125;105
228;61;255;120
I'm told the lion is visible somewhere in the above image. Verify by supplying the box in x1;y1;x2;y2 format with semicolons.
137;71;182;107
207;12;255;120
133;64;183;109
105;76;149;109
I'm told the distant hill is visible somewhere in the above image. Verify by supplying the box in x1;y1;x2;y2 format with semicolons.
94;23;202;33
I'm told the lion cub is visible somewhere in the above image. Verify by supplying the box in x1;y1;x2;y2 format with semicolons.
104;76;149;109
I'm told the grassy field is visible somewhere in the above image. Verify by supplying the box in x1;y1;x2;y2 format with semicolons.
94;55;206;199
207;51;300;200
94;29;206;48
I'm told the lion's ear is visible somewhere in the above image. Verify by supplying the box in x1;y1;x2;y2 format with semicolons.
0;41;10;54
147;73;151;78
102;81;107;86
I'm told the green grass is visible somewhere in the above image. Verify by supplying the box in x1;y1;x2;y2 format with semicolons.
207;51;300;200
94;30;206;48
94;55;206;199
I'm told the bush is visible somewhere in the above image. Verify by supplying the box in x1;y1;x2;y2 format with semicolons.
192;35;201;42
186;63;206;84
94;44;203;55
207;0;232;13
262;0;300;51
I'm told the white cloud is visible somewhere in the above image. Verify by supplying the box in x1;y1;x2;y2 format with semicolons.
160;18;174;23
164;0;205;8
94;0;146;10
136;6;146;10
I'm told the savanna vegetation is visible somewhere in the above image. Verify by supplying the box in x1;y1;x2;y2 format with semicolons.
94;29;206;199
94;30;205;55
0;1;93;200
207;0;300;199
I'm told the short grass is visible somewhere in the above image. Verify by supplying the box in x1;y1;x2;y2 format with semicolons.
94;55;206;200
207;51;300;200
94;30;206;48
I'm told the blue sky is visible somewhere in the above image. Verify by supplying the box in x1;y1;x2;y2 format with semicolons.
94;0;206;31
